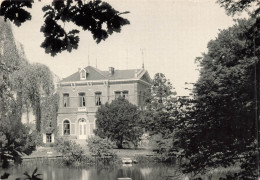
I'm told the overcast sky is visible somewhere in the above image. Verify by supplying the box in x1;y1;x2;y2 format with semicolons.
12;0;236;96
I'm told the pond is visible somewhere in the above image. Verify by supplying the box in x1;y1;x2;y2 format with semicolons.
2;160;185;180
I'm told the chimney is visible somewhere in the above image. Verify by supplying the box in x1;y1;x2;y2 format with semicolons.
108;67;114;75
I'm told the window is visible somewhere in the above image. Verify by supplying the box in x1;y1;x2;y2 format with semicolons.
115;91;121;99
46;133;52;143
122;91;129;100
80;70;86;79
63;120;70;135
95;92;102;106
48;122;52;127
63;94;69;107
79;93;86;107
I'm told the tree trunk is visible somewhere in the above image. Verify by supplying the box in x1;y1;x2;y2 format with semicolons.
117;137;123;149
16;91;23;122
36;103;41;132
26;104;29;124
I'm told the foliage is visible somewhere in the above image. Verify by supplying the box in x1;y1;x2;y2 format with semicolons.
95;97;143;149
142;73;182;159
0;0;130;56
41;93;59;134
0;172;9;179
177;19;260;179
54;138;84;165
87;136;115;160
23;168;42;180
0;19;36;168
11;62;55;132
0;108;36;168
30;130;43;147
144;73;178;136
217;0;260;17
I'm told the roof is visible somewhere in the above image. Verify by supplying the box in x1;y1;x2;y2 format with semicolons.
60;66;151;83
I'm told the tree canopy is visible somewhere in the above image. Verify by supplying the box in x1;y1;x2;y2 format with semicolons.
95;97;143;149
144;73;178;136
0;18;37;168
0;0;130;56
217;0;260;17
177;18;259;179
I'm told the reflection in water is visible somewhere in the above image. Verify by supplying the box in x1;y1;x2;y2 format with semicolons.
140;167;152;176
82;169;89;179
2;161;182;180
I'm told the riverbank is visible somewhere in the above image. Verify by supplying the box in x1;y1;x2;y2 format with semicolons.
22;146;158;160
17;147;240;180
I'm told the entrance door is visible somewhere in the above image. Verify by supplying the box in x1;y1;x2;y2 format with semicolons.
79;119;87;139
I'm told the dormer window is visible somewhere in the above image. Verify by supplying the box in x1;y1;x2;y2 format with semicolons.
80;69;87;80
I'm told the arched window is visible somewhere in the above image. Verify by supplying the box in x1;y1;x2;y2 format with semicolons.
63;120;70;135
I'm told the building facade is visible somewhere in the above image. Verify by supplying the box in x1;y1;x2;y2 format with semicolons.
57;66;152;140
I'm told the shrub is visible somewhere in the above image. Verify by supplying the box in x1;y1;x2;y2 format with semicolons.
30;130;43;147
87;136;116;161
54;138;84;165
0;120;36;168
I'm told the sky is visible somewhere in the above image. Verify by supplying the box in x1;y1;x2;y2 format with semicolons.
12;0;236;96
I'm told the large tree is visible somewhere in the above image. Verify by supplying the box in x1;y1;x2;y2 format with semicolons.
95;97;143;149
11;61;55;132
0;0;130;56
144;73;177;135
142;73;180;156
0;18;36;168
178;18;259;179
217;0;260;17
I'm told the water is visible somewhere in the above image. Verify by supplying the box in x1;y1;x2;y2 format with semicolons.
2;161;184;180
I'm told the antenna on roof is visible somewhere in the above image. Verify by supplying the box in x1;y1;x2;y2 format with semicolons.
140;48;145;69
88;54;90;66
88;48;90;66
126;48;128;69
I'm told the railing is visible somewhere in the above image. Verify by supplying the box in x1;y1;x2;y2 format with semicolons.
58;106;99;114
78;107;87;112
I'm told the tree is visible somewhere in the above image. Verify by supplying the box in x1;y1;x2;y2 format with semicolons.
144;73;177;135
0;0;130;56
0;18;52;168
95;97;143;149
1;15;55;132
177;19;259;179
217;0;260;17
11;61;55;132
141;73;181;156
0;97;36;168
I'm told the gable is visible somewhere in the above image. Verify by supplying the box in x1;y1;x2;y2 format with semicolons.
140;71;152;84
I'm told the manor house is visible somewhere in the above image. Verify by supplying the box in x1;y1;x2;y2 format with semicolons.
56;66;152;140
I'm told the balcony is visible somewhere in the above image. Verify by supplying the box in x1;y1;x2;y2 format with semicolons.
78;107;87;112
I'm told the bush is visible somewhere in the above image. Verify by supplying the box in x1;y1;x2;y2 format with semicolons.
54;138;84;165
0;120;36;168
30;130;43;147
87;136;116;162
